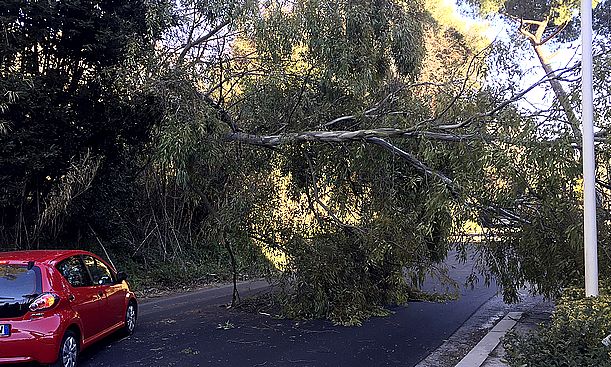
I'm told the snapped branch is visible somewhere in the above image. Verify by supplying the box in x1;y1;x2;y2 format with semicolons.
225;129;475;147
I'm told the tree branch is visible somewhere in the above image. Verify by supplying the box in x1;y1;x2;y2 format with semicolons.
537;22;568;46
364;137;458;194
225;129;474;147
436;63;578;130
177;21;230;64
304;152;364;232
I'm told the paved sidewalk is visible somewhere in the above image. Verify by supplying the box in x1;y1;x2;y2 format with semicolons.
481;298;554;367
416;291;554;367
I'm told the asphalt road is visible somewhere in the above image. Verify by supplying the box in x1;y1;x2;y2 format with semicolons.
80;254;497;367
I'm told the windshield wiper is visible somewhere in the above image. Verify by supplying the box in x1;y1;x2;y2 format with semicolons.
0;297;15;300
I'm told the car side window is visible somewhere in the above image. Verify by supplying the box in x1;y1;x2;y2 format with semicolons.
82;256;115;286
57;257;92;288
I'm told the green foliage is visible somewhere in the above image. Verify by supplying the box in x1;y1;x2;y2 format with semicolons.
123;249;270;292
466;0;605;44
504;289;611;367
239;134;466;323
594;0;611;34
278;232;398;325
200;0;467;322
3;0;611;326
473;137;588;301
468;0;586;24
0;0;168;246
252;0;425;90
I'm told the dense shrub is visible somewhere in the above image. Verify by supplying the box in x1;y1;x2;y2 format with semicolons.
504;288;611;367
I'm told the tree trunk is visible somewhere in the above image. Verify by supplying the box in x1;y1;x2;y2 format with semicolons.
532;44;581;140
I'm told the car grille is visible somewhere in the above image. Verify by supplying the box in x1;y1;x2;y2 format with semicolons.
0;301;29;319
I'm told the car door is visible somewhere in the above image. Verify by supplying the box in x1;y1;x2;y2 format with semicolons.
56;256;106;340
82;255;126;330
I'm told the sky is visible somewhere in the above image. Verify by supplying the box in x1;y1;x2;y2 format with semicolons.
451;0;602;123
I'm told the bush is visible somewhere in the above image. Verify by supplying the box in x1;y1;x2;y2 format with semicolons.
504;288;611;367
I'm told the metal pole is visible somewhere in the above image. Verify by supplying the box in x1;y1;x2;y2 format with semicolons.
581;0;598;297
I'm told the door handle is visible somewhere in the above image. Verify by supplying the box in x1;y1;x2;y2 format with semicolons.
68;294;75;302
98;291;104;298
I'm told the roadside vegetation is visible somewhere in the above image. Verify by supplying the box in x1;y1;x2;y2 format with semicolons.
1;0;611;337
504;287;611;367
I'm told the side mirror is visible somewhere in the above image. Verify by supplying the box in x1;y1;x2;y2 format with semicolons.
116;271;128;283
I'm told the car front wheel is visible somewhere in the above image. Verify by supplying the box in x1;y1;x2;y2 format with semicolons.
52;330;79;367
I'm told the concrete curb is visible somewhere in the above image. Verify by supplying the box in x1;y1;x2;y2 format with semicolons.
455;312;522;367
416;292;551;367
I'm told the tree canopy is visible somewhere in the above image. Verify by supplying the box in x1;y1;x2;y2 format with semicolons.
1;0;610;323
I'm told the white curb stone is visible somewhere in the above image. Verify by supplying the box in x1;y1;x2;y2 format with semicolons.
454;312;523;367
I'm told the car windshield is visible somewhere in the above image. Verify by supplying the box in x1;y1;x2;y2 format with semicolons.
0;265;39;300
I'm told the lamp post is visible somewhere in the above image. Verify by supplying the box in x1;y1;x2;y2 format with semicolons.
581;0;598;297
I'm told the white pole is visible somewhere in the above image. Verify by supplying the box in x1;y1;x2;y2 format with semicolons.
581;0;598;297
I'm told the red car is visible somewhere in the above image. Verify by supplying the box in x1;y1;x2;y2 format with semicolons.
0;250;137;366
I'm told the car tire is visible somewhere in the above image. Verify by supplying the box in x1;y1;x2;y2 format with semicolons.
121;302;137;336
51;330;79;367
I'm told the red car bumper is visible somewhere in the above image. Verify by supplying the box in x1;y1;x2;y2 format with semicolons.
0;316;63;365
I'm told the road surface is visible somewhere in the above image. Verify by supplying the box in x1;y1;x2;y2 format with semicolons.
81;253;497;367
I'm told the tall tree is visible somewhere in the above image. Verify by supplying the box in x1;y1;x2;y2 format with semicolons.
152;0;535;322
4;0;609;323
0;0;169;246
465;0;608;139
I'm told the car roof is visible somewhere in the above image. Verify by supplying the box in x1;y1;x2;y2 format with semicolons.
0;250;94;263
